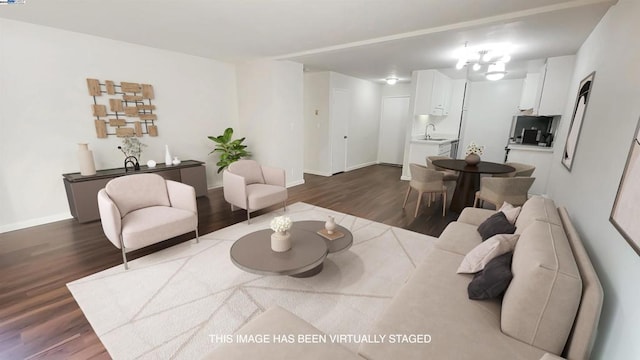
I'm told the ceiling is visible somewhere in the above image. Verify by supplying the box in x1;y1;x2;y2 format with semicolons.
0;0;616;83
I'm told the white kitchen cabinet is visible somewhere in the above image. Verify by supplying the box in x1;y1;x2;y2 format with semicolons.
518;55;575;116
538;55;575;115
413;70;452;116
519;73;540;111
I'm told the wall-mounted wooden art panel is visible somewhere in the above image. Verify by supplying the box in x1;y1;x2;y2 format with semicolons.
86;78;158;138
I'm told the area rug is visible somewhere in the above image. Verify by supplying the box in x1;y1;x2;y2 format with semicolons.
67;202;437;359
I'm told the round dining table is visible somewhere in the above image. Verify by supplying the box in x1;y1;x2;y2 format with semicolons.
431;159;515;213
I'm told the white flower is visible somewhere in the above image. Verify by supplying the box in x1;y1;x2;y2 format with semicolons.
465;142;485;156
270;216;292;233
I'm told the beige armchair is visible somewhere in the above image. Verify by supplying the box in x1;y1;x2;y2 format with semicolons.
426;155;458;182
403;163;447;217
494;162;536;177
97;173;198;269
223;160;287;223
473;176;536;209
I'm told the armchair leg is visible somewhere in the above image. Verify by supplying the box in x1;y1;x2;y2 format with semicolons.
473;194;479;207
247;211;251;225
442;192;447;217
121;246;129;270
195;228;199;243
283;201;287;212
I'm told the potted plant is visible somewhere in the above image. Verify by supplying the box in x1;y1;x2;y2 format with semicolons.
208;128;251;173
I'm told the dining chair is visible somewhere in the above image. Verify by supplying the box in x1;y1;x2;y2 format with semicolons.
426;155;459;183
403;163;447;217
494;162;536;177
473;176;536;209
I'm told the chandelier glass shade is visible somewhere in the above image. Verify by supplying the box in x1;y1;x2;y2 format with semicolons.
455;44;512;81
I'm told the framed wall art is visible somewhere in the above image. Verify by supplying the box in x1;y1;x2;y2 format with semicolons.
562;71;595;171
610;117;640;255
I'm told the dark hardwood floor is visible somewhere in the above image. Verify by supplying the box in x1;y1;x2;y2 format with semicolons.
0;165;458;360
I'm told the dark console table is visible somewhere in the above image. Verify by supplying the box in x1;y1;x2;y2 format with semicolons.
63;160;207;223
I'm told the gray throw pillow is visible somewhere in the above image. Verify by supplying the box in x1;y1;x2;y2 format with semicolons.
477;212;516;240
467;252;514;300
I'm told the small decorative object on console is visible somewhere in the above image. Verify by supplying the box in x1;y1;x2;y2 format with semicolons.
172;156;181;165
146;160;157;168
77;143;97;176
270;216;293;252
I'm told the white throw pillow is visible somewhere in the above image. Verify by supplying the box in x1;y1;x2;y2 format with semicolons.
457;234;520;274
499;202;522;224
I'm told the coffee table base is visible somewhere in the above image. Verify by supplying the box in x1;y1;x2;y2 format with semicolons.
290;263;324;278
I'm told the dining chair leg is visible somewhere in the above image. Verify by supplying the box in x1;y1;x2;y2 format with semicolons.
473;194;479;208
442;192;447;217
402;186;412;209
415;191;423;217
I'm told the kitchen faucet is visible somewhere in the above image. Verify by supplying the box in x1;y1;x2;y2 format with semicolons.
426;123;436;139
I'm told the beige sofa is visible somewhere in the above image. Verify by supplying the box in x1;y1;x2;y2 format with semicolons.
204;196;603;360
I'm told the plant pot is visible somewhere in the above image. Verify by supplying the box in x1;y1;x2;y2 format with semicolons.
271;231;292;252
465;153;481;165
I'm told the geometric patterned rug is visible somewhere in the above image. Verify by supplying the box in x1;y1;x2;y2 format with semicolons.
67;202;436;359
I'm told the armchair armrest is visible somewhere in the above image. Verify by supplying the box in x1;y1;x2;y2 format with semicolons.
97;189;123;249
261;165;286;187
166;180;197;215
223;170;248;209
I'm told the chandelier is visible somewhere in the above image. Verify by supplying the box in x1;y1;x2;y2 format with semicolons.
455;43;512;81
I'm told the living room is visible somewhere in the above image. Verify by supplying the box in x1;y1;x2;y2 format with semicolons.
1;0;639;359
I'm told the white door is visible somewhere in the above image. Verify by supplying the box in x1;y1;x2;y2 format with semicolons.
378;96;409;165
331;89;349;174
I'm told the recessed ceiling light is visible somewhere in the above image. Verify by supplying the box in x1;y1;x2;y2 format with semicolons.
386;77;398;85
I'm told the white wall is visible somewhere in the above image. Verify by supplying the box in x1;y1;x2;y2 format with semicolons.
381;83;411;97
546;1;640;358
236;60;304;186
460;79;523;162
303;72;331;175
0;19;239;232
302;71;382;175
330;72;382;171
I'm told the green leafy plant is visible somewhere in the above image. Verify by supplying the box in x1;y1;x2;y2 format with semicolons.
208;128;251;173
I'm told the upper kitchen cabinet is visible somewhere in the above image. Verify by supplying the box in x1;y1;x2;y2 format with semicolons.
538;55;575;115
518;55;575;115
413;70;453;116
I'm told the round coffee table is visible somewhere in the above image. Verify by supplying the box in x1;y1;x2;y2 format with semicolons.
230;220;353;277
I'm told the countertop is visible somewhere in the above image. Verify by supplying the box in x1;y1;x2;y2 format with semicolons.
507;143;554;152
410;136;458;145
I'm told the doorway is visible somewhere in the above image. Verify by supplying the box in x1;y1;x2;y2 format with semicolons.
331;89;350;174
378;96;409;165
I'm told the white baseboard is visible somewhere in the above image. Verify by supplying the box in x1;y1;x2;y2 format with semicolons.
287;179;305;187
0;212;73;234
304;169;332;177
346;161;377;172
401;175;411;181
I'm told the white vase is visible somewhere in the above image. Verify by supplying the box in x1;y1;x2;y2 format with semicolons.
172;156;181;165
271;231;292;252
165;145;172;166
325;216;337;235
77;143;96;176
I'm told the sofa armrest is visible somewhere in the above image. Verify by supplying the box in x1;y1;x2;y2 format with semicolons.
540;353;565;360
223;170;248;209
97;189;123;249
166;180;197;214
261;165;286;187
457;207;497;226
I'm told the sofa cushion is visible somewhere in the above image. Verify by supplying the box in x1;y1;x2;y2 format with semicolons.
501;220;582;355
457;234;519;274
499;202;521;224
515;195;562;233
246;184;288;210
477;212;516;240
468;251;514;300
105;173;170;216
435;222;482;256
457;207;497;227
121;206;197;250
359;248;546;360
203;306;360;360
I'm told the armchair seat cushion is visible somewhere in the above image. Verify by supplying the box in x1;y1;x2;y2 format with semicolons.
121;206;197;250
246;184;288;210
